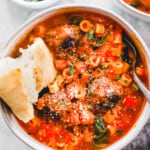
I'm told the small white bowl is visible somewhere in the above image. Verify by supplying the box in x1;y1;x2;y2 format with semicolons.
115;0;150;22
11;0;61;9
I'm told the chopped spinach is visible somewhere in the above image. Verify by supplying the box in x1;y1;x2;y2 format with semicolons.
68;16;83;25
96;31;110;47
94;117;109;145
121;46;132;64
90;31;110;49
87;30;95;40
108;95;121;104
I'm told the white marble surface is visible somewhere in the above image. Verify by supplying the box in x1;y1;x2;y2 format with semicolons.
0;0;150;150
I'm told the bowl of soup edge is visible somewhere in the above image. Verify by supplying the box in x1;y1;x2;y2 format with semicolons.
114;0;150;22
0;5;150;150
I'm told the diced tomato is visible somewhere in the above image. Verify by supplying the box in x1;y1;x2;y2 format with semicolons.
22;122;39;135
70;111;80;125
116;121;126;130
123;96;138;109
37;123;52;142
55;59;68;70
136;67;145;77
76;61;87;73
82;128;93;142
81;73;90;84
106;66;117;79
80;110;95;125
81;36;88;43
78;45;92;53
37;98;44;110
124;0;136;3
34;23;46;37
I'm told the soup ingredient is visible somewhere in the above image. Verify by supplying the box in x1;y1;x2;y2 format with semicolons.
18;12;146;150
68;16;83;25
0;38;56;122
79;20;92;32
123;96;138;108
90;76;123;97
46;25;81;58
130;1;140;7
94;117;109;145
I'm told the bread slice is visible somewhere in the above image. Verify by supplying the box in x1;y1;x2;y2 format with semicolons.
0;38;57;122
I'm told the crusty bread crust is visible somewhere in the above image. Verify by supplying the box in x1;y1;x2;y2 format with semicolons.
0;38;57;122
0;69;34;122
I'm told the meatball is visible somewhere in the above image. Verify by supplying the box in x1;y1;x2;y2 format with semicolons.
45;25;81;58
90;76;123;97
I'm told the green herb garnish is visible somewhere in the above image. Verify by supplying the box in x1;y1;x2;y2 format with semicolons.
89;77;93;83
87;30;95;40
99;64;109;70
69;68;74;75
71;62;76;68
116;75;121;81
132;83;139;91
116;130;123;135
68;16;83;25
59;100;66;105
87;68;92;74
94;117;109;145
96;31;110;47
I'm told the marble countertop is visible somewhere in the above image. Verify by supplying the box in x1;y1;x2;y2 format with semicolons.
0;0;150;150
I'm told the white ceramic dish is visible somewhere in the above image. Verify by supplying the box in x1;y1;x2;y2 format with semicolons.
115;0;150;22
11;0;61;9
0;5;150;150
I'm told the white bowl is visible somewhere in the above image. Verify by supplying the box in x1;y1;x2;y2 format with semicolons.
115;0;150;22
11;0;61;9
0;5;150;150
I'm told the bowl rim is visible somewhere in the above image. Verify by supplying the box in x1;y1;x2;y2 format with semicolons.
1;4;150;150
115;0;150;22
11;0;61;9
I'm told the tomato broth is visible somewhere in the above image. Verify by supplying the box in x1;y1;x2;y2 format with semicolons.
17;11;146;150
